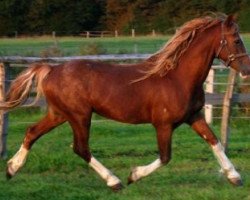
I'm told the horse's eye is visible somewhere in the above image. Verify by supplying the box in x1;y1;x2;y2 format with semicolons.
234;39;241;45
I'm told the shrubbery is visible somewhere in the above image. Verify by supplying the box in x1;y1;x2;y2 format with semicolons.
0;0;250;36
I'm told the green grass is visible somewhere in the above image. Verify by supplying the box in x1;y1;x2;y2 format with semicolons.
0;36;170;56
0;111;250;200
0;34;249;56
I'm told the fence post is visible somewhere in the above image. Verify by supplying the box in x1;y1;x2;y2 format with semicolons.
221;68;236;153
152;29;156;37
0;63;8;159
205;69;214;124
132;29;135;37
115;30;118;37
86;31;90;38
52;31;56;40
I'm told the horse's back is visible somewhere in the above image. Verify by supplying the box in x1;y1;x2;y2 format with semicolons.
42;60;151;122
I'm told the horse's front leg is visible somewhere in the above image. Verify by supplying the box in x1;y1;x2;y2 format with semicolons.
128;124;173;184
188;114;242;186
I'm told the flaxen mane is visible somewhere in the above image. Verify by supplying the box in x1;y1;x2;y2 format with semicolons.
138;15;226;81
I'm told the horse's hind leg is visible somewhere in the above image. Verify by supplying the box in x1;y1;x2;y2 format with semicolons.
6;109;65;179
69;114;122;191
189;114;242;186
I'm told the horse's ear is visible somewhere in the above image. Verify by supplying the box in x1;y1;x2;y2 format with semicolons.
224;14;238;26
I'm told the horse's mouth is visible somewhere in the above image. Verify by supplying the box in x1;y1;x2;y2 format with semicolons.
239;65;250;79
240;72;248;79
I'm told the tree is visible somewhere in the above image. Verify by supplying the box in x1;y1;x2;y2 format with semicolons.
0;0;249;36
0;0;31;35
27;0;104;35
239;0;250;32
105;0;136;33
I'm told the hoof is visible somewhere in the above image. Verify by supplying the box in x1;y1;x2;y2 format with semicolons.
127;174;134;185
6;167;13;180
110;183;123;192
228;177;243;186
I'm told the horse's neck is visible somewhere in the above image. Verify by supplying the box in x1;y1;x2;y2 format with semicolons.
175;26;220;92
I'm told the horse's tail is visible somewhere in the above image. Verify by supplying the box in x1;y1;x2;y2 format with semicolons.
0;63;52;111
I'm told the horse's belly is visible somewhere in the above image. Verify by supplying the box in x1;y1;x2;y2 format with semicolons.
93;103;151;124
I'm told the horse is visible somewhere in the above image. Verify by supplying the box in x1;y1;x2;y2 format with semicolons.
2;14;250;191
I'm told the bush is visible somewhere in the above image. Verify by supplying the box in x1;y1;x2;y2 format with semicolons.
79;43;106;55
40;45;63;57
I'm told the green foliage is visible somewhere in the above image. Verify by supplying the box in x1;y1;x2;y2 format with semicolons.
0;0;250;36
238;0;250;32
0;0;31;36
105;0;249;34
0;0;104;35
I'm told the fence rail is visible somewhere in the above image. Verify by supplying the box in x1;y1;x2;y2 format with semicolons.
80;31;114;38
0;54;152;63
0;54;250;158
10;29;158;38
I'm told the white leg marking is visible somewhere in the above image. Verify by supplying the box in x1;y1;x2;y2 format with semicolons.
89;156;121;187
130;158;162;182
7;144;29;176
211;142;241;180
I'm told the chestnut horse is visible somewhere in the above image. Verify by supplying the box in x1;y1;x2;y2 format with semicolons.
2;15;250;191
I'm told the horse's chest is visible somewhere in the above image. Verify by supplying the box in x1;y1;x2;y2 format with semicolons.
184;91;205;119
157;91;205;123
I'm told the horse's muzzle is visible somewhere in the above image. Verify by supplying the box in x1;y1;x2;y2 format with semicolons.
239;65;250;79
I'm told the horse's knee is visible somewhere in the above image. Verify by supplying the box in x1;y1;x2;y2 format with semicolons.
73;145;91;162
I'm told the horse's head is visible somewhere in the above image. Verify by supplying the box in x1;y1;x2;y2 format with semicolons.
216;15;250;77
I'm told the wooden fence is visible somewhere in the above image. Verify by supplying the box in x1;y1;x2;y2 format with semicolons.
13;29;158;38
0;54;250;158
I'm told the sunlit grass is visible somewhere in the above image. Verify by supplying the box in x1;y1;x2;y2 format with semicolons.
0;34;249;57
0;36;170;56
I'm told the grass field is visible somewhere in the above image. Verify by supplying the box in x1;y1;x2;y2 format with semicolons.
0;36;170;57
0;110;250;200
0;34;250;56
